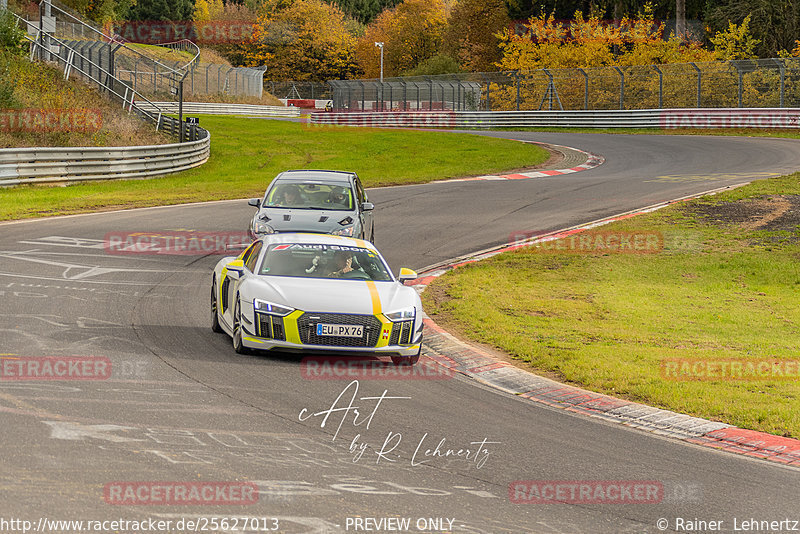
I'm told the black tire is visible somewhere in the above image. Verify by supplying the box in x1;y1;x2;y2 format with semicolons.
391;347;420;366
211;280;223;333
232;297;250;355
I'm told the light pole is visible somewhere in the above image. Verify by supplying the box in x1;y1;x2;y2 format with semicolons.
374;42;384;82
374;42;384;111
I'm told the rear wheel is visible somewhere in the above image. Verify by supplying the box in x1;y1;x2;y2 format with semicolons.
232;297;250;354
211;280;223;333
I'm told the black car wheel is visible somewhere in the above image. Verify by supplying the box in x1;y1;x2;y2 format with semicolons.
211;280;223;333
232;297;250;355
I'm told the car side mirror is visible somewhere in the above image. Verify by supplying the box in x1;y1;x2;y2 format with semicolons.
248;198;261;208
225;259;245;280
361;202;374;211
398;267;417;284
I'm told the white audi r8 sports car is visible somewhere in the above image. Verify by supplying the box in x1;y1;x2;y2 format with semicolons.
211;234;423;365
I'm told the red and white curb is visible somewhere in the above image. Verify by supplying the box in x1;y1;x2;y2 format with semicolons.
412;184;800;468
441;143;604;183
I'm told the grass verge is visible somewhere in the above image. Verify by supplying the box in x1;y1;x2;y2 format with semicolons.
423;173;800;438
0;117;548;220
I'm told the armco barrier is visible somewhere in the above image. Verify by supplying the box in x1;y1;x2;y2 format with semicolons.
310;108;800;129
140;102;300;117
0;133;210;186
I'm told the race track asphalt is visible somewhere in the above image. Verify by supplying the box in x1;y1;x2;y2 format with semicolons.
0;130;798;533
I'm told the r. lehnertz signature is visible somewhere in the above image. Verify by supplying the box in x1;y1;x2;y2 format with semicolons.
298;380;499;469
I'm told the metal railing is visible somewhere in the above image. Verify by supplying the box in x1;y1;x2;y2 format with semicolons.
138;101;300;117
3;3;211;185
328;58;800;112
310;108;800;130
0;135;210;186
12;6;209;143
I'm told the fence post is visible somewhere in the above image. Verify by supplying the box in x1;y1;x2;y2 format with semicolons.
178;79;184;143
481;73;491;111
773;59;785;107
514;71;521;111
613;66;624;109
652;65;663;108
733;62;743;108
689;62;701;107
577;68;588;110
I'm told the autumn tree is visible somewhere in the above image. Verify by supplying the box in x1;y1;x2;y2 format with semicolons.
241;0;360;81
126;0;196;21
355;0;448;78
194;0;224;22
496;6;713;71
443;0;510;72
705;0;800;58
708;14;760;59
328;0;402;25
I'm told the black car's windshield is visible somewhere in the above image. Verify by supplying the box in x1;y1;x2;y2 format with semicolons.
265;183;354;211
259;244;392;281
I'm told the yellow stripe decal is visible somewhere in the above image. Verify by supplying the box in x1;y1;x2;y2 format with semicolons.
365;281;381;315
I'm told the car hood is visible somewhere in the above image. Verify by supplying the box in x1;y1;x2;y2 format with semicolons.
257;208;354;233
244;275;418;316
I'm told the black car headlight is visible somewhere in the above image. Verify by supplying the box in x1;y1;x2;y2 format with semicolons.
385;307;415;322
253;299;294;316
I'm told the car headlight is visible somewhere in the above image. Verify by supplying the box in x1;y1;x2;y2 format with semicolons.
384;307;415;322
253;299;294;316
252;220;274;235
332;226;355;237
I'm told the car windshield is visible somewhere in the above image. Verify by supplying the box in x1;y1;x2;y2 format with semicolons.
259;244;392;281
264;183;354;211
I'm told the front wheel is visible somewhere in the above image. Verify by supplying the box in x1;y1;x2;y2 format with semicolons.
232;297;250;355
391;348;420;366
211;281;223;333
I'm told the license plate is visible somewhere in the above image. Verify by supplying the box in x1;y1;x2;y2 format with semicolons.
316;323;363;338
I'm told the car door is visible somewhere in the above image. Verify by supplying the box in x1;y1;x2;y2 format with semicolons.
353;175;373;240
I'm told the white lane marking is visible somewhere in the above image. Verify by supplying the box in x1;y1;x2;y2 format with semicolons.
43;421;146;443
0;250;172;280
17;236;107;249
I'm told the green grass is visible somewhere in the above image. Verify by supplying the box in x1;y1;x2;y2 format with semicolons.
0;117;548;220
423;172;800;438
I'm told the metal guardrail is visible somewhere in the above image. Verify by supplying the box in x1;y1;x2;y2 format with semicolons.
0;134;210;186
138;102;301;117
309;109;800;129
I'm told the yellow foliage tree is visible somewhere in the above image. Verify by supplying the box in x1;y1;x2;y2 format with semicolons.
241;0;360;81
195;0;225;22
709;15;760;60
355;0;448;78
